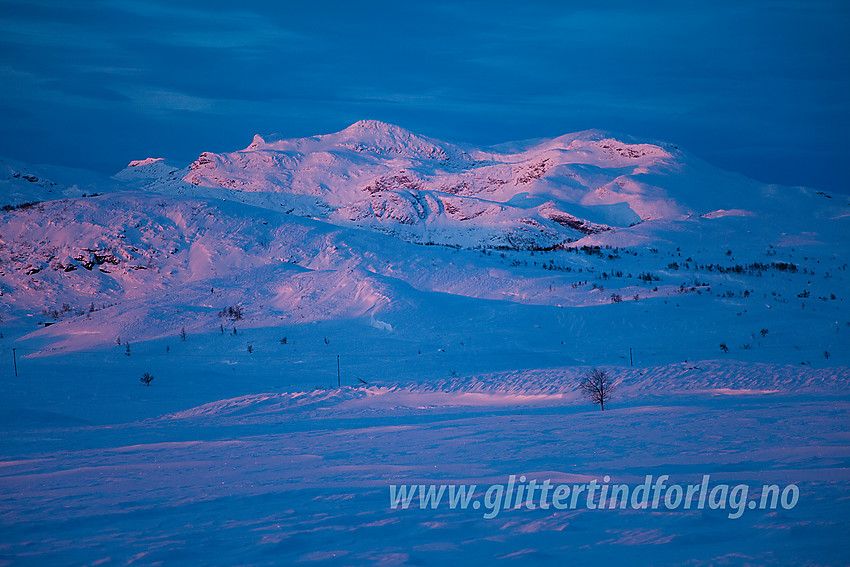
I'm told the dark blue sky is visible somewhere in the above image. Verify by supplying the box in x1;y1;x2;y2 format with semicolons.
1;0;848;193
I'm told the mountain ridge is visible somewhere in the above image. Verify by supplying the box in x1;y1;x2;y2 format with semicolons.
0;122;847;362
107;121;844;251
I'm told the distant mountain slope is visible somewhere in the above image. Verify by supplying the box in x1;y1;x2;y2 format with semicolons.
0;122;847;361
0;156;119;207
120;121;845;250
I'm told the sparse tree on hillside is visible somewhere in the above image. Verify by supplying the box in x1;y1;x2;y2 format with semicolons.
180;327;187;341
140;372;154;386
579;368;615;411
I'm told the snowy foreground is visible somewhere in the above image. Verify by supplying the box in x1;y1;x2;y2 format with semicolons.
1;353;848;565
1;122;849;564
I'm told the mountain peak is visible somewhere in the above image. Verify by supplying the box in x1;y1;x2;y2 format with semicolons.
247;134;266;150
320;120;462;162
114;157;178;183
241;122;427;155
341;120;411;137
345;119;398;130
127;157;165;168
334;120;424;146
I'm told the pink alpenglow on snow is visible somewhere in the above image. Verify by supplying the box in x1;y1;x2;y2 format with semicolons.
0;122;848;566
127;157;166;167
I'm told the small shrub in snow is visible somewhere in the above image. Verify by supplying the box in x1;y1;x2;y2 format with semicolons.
219;306;244;320
140;372;154;386
579;368;615;411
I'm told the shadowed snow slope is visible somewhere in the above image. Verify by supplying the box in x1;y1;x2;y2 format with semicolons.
0;122;847;365
1;123;849;566
126;121;848;249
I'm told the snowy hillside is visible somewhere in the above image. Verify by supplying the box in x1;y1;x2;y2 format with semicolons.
0;121;847;365
1;122;849;565
0;156;120;207
134;120;847;249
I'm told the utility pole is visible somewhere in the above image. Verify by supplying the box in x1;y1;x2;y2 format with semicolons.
12;348;17;377
337;354;341;387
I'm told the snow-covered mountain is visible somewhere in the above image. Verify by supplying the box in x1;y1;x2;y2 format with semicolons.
0;156;119;207
2;123;849;565
0;121;848;364
126;120;845;250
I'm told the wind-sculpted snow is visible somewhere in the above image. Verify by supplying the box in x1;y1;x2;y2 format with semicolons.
113;120;847;251
1;121;848;362
149;362;850;427
2;123;850;566
138;122;696;248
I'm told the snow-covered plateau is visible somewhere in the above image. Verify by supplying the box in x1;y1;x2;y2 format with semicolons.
0;122;848;565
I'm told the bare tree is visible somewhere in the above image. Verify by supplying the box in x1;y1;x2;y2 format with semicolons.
140;372;154;386
579;368;615;411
